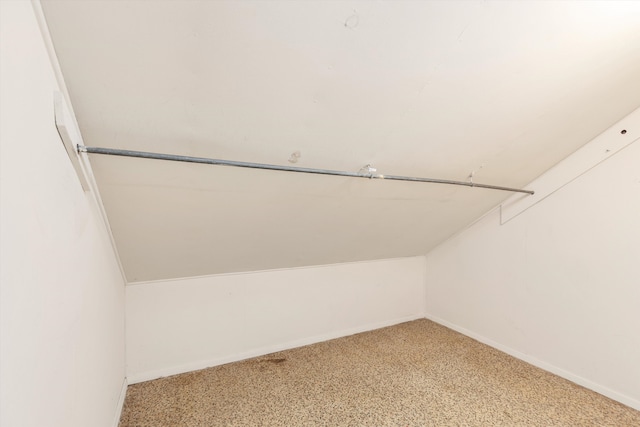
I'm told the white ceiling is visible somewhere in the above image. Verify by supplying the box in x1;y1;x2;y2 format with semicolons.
41;1;640;282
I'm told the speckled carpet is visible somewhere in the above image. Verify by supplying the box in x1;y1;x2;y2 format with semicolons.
119;319;640;426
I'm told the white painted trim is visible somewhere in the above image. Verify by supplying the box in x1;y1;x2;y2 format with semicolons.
53;91;90;190
424;313;640;411
127;314;424;384
31;0;129;285
30;1;73;116
126;255;423;287
111;377;128;427
79;152;130;283
422;108;640;258
33;1;91;192
500;107;640;224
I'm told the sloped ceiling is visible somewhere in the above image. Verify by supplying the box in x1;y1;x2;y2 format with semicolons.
41;1;640;282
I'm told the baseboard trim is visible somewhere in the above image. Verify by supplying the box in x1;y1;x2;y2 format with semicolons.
424;313;640;411
111;377;128;427
127;313;425;384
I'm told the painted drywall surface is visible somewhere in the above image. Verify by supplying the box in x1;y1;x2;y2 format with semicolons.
424;139;640;409
126;256;426;383
41;1;640;280
0;3;126;427
94;156;503;281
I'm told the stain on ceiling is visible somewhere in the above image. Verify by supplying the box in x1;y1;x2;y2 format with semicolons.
41;1;640;282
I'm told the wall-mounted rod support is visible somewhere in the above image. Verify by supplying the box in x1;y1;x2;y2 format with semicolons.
77;145;534;195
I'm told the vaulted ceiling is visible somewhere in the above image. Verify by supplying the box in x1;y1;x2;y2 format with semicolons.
41;1;640;282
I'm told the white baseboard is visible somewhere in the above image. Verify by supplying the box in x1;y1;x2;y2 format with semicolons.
111;377;128;427
127;313;424;384
424;313;640;411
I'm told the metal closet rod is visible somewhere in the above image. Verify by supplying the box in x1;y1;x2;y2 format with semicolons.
77;145;534;195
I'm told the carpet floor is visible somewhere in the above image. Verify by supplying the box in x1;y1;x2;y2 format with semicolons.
118;319;640;426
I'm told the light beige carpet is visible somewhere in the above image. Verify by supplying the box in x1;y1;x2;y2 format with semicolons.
119;319;640;426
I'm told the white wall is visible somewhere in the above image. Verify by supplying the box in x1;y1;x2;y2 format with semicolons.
424;132;640;409
0;2;126;427
126;257;426;383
